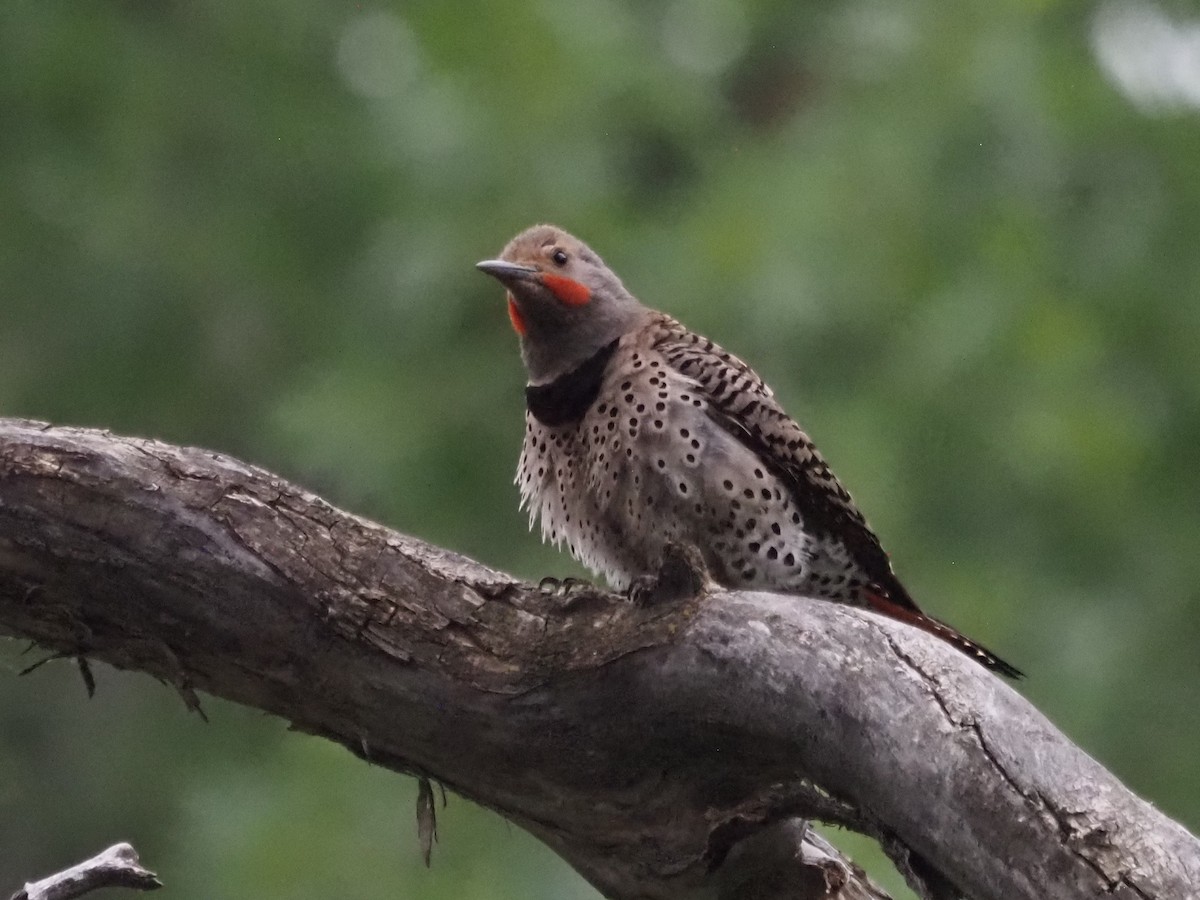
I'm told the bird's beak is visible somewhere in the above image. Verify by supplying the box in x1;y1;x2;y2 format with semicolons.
476;259;539;284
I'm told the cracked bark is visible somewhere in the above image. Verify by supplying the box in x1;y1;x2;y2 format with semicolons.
0;418;1196;900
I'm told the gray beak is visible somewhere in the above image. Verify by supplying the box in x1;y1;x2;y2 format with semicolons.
476;259;539;283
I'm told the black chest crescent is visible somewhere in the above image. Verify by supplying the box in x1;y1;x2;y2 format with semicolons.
525;339;620;427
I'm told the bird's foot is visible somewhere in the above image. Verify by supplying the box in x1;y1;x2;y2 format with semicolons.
537;575;589;595
627;543;711;606
536;576;607;608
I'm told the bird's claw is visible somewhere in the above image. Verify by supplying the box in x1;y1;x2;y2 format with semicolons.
626;575;659;606
537;575;593;597
627;543;711;606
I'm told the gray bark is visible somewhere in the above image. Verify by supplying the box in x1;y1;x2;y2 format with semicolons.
9;842;161;900
0;419;1196;900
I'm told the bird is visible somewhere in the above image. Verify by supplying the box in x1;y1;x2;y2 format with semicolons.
476;224;1021;678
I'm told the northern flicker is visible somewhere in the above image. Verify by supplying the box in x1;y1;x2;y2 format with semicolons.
477;224;1021;678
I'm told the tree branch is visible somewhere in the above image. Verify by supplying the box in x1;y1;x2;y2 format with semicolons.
9;843;161;900
0;419;1196;900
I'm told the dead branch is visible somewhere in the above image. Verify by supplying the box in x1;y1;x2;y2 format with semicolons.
9;843;160;900
0;419;1196;900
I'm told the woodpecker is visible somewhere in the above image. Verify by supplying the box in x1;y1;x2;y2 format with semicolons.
477;224;1021;678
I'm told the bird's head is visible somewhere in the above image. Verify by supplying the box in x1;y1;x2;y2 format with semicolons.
477;225;647;383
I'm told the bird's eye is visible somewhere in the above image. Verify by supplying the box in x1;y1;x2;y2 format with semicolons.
551;248;569;267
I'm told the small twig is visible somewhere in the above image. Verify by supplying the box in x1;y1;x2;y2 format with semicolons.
17;652;66;677
416;777;439;867
9;842;161;900
76;656;96;698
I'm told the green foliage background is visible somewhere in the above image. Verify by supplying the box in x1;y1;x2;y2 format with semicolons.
2;2;1198;898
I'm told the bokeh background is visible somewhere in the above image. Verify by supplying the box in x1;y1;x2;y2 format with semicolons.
2;2;1199;898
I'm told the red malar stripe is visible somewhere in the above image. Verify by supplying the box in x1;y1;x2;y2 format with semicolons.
507;294;526;335
541;274;591;306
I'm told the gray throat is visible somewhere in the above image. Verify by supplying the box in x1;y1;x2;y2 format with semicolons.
520;306;648;384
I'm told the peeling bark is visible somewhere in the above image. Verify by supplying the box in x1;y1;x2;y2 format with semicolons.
0;419;1196;900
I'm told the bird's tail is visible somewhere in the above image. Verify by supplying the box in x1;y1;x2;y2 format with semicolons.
865;589;1023;679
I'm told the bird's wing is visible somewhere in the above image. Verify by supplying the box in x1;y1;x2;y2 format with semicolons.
648;314;918;612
